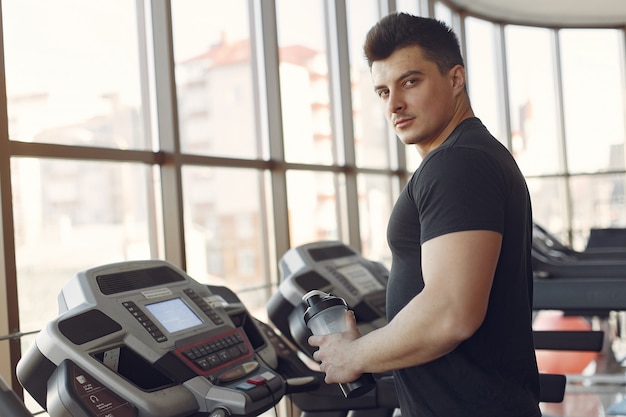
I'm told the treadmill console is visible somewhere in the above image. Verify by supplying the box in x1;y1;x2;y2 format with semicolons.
17;260;285;417
267;241;389;357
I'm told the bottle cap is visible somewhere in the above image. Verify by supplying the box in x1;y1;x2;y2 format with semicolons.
302;290;347;326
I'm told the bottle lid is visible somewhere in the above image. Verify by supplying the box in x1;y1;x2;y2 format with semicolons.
302;290;347;325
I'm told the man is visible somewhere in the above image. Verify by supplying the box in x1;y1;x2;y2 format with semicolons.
308;13;541;417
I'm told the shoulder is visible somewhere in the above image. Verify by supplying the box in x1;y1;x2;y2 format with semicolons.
418;146;502;185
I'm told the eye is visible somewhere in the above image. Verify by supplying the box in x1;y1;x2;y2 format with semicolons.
403;78;418;88
376;89;389;100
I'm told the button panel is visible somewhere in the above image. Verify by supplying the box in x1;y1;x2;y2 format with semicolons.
184;289;225;325
234;371;281;400
122;301;167;343
325;265;358;296
174;328;253;375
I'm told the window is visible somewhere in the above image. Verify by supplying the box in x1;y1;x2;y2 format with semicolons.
182;166;267;311
357;174;394;264
434;1;453;24
570;174;626;246
277;0;333;165
13;158;155;330
172;0;258;159
505;25;562;176
465;17;506;143
4;1;146;149
347;0;393;169
286;170;340;246
560;29;626;174
3;0;154;349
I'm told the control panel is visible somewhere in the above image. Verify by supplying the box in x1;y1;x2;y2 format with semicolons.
17;260;285;417
267;240;389;357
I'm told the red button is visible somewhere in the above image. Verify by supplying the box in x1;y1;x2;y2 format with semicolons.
246;375;267;386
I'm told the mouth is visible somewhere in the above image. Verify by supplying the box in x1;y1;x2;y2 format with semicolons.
394;117;413;129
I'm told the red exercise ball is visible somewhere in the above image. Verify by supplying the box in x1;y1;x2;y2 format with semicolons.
533;310;599;374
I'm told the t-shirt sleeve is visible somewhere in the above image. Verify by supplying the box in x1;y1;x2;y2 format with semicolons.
413;147;506;244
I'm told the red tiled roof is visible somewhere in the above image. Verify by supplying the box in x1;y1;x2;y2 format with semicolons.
181;38;319;68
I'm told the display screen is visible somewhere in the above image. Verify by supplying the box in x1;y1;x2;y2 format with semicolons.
336;263;384;295
145;298;203;333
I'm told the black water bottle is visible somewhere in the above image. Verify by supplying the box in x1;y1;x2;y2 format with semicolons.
303;290;376;398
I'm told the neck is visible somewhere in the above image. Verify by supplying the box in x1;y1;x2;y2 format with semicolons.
416;105;475;159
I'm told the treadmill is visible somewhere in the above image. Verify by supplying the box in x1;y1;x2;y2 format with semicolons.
267;241;398;417
532;223;626;279
16;260;288;417
267;240;569;415
532;223;626;377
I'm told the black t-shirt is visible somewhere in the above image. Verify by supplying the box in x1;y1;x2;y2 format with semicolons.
386;118;541;417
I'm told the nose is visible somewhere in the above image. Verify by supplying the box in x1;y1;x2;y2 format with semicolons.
387;90;405;114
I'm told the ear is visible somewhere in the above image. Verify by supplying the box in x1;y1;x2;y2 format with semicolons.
449;65;466;92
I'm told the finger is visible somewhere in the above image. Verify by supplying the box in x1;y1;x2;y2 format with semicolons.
346;310;361;337
324;366;336;383
308;335;321;347
348;309;356;319
347;310;357;326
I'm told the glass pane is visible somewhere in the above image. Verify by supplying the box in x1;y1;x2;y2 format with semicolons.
465;17;505;143
13;158;156;333
182;167;267;312
3;0;147;149
277;0;334;164
434;1;453;24
560;29;626;174
286;171;339;246
526;176;569;244
570;174;626;250
172;0;258;159
505;26;562;176
396;0;422;15
406;147;424;172
357;174;393;267
347;0;391;169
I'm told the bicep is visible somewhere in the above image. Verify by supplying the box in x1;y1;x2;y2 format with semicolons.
421;230;502;332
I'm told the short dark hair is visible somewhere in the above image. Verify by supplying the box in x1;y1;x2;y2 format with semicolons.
363;13;464;73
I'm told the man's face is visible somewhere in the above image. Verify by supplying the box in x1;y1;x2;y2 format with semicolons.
371;45;461;152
